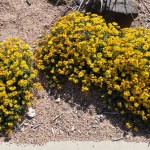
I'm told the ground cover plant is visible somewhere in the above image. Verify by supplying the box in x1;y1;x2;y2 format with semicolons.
0;38;41;134
36;11;150;131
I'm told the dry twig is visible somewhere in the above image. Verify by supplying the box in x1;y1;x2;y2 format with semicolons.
52;113;63;122
111;137;124;141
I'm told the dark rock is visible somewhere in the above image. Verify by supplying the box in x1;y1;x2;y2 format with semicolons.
75;0;140;14
105;0;139;14
76;0;139;15
76;0;139;28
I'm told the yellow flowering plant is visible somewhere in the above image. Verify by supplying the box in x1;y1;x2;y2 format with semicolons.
0;38;41;134
36;11;150;130
104;27;150;129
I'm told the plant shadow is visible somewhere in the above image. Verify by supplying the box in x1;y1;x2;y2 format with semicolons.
39;73;150;141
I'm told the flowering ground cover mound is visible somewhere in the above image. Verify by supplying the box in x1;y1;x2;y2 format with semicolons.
36;11;150;131
0;38;41;134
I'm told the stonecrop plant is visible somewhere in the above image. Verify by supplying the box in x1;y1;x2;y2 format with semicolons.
0;38;41;134
36;11;150;130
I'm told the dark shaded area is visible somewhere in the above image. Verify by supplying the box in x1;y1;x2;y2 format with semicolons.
85;0;138;28
101;11;138;28
47;0;138;28
38;72;150;141
47;0;67;6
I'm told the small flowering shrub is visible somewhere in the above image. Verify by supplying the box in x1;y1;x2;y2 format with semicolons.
0;38;40;134
103;27;150;130
36;11;150;130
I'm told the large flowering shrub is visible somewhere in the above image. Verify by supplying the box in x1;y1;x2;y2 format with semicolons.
36;11;150;130
0;38;40;134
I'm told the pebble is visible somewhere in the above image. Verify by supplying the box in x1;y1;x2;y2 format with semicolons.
38;34;43;38
24;122;29;126
27;107;36;118
96;114;106;122
20;128;25;132
51;128;55;135
55;97;61;103
71;126;75;131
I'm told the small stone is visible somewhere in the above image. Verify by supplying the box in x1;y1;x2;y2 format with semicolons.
77;130;81;133
20;127;25;132
48;89;51;95
105;0;139;14
32;45;36;48
51;128;55;135
71;126;75;131
75;0;82;5
125;134;130;139
24;122;29;126
27;107;36;118
91;124;97;128
38;34;43;38
55;97;61;103
96;114;106;122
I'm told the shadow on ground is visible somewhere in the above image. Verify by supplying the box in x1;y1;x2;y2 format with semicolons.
39;73;150;141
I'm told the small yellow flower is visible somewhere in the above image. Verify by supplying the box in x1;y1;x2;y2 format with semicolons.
18;79;28;87
125;122;131;129
107;90;112;95
133;127;138;132
48;41;53;45
134;103;139;108
78;70;85;78
117;102;122;107
6;129;12;135
93;68;99;73
8;122;13;127
142;116;147;121
129;96;135;102
82;86;89;91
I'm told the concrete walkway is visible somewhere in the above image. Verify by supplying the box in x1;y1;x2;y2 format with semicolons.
0;141;150;150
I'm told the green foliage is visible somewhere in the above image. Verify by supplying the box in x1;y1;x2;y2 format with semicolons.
0;38;40;134
36;11;150;130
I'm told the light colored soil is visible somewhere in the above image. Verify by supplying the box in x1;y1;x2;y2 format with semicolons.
131;0;150;28
0;0;150;145
0;0;66;45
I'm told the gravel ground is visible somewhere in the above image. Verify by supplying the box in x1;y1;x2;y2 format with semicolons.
0;0;150;145
9;87;150;145
0;0;66;45
131;0;150;28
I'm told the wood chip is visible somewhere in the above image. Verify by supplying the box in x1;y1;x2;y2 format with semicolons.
51;128;55;135
52;113;63;122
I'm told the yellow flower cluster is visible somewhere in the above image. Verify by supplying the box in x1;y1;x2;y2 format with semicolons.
0;38;40;134
36;11;150;130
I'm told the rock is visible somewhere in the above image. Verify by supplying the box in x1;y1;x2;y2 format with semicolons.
71;126;75;131
77;0;139;15
24;122;29;126
75;0;139;27
77;130;81;133
20;127;25;132
27;107;36;118
105;0;139;14
51;127;55;135
91;124;97;128
38;34;43;38
55;97;61;103
96;114;106;122
75;0;82;5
